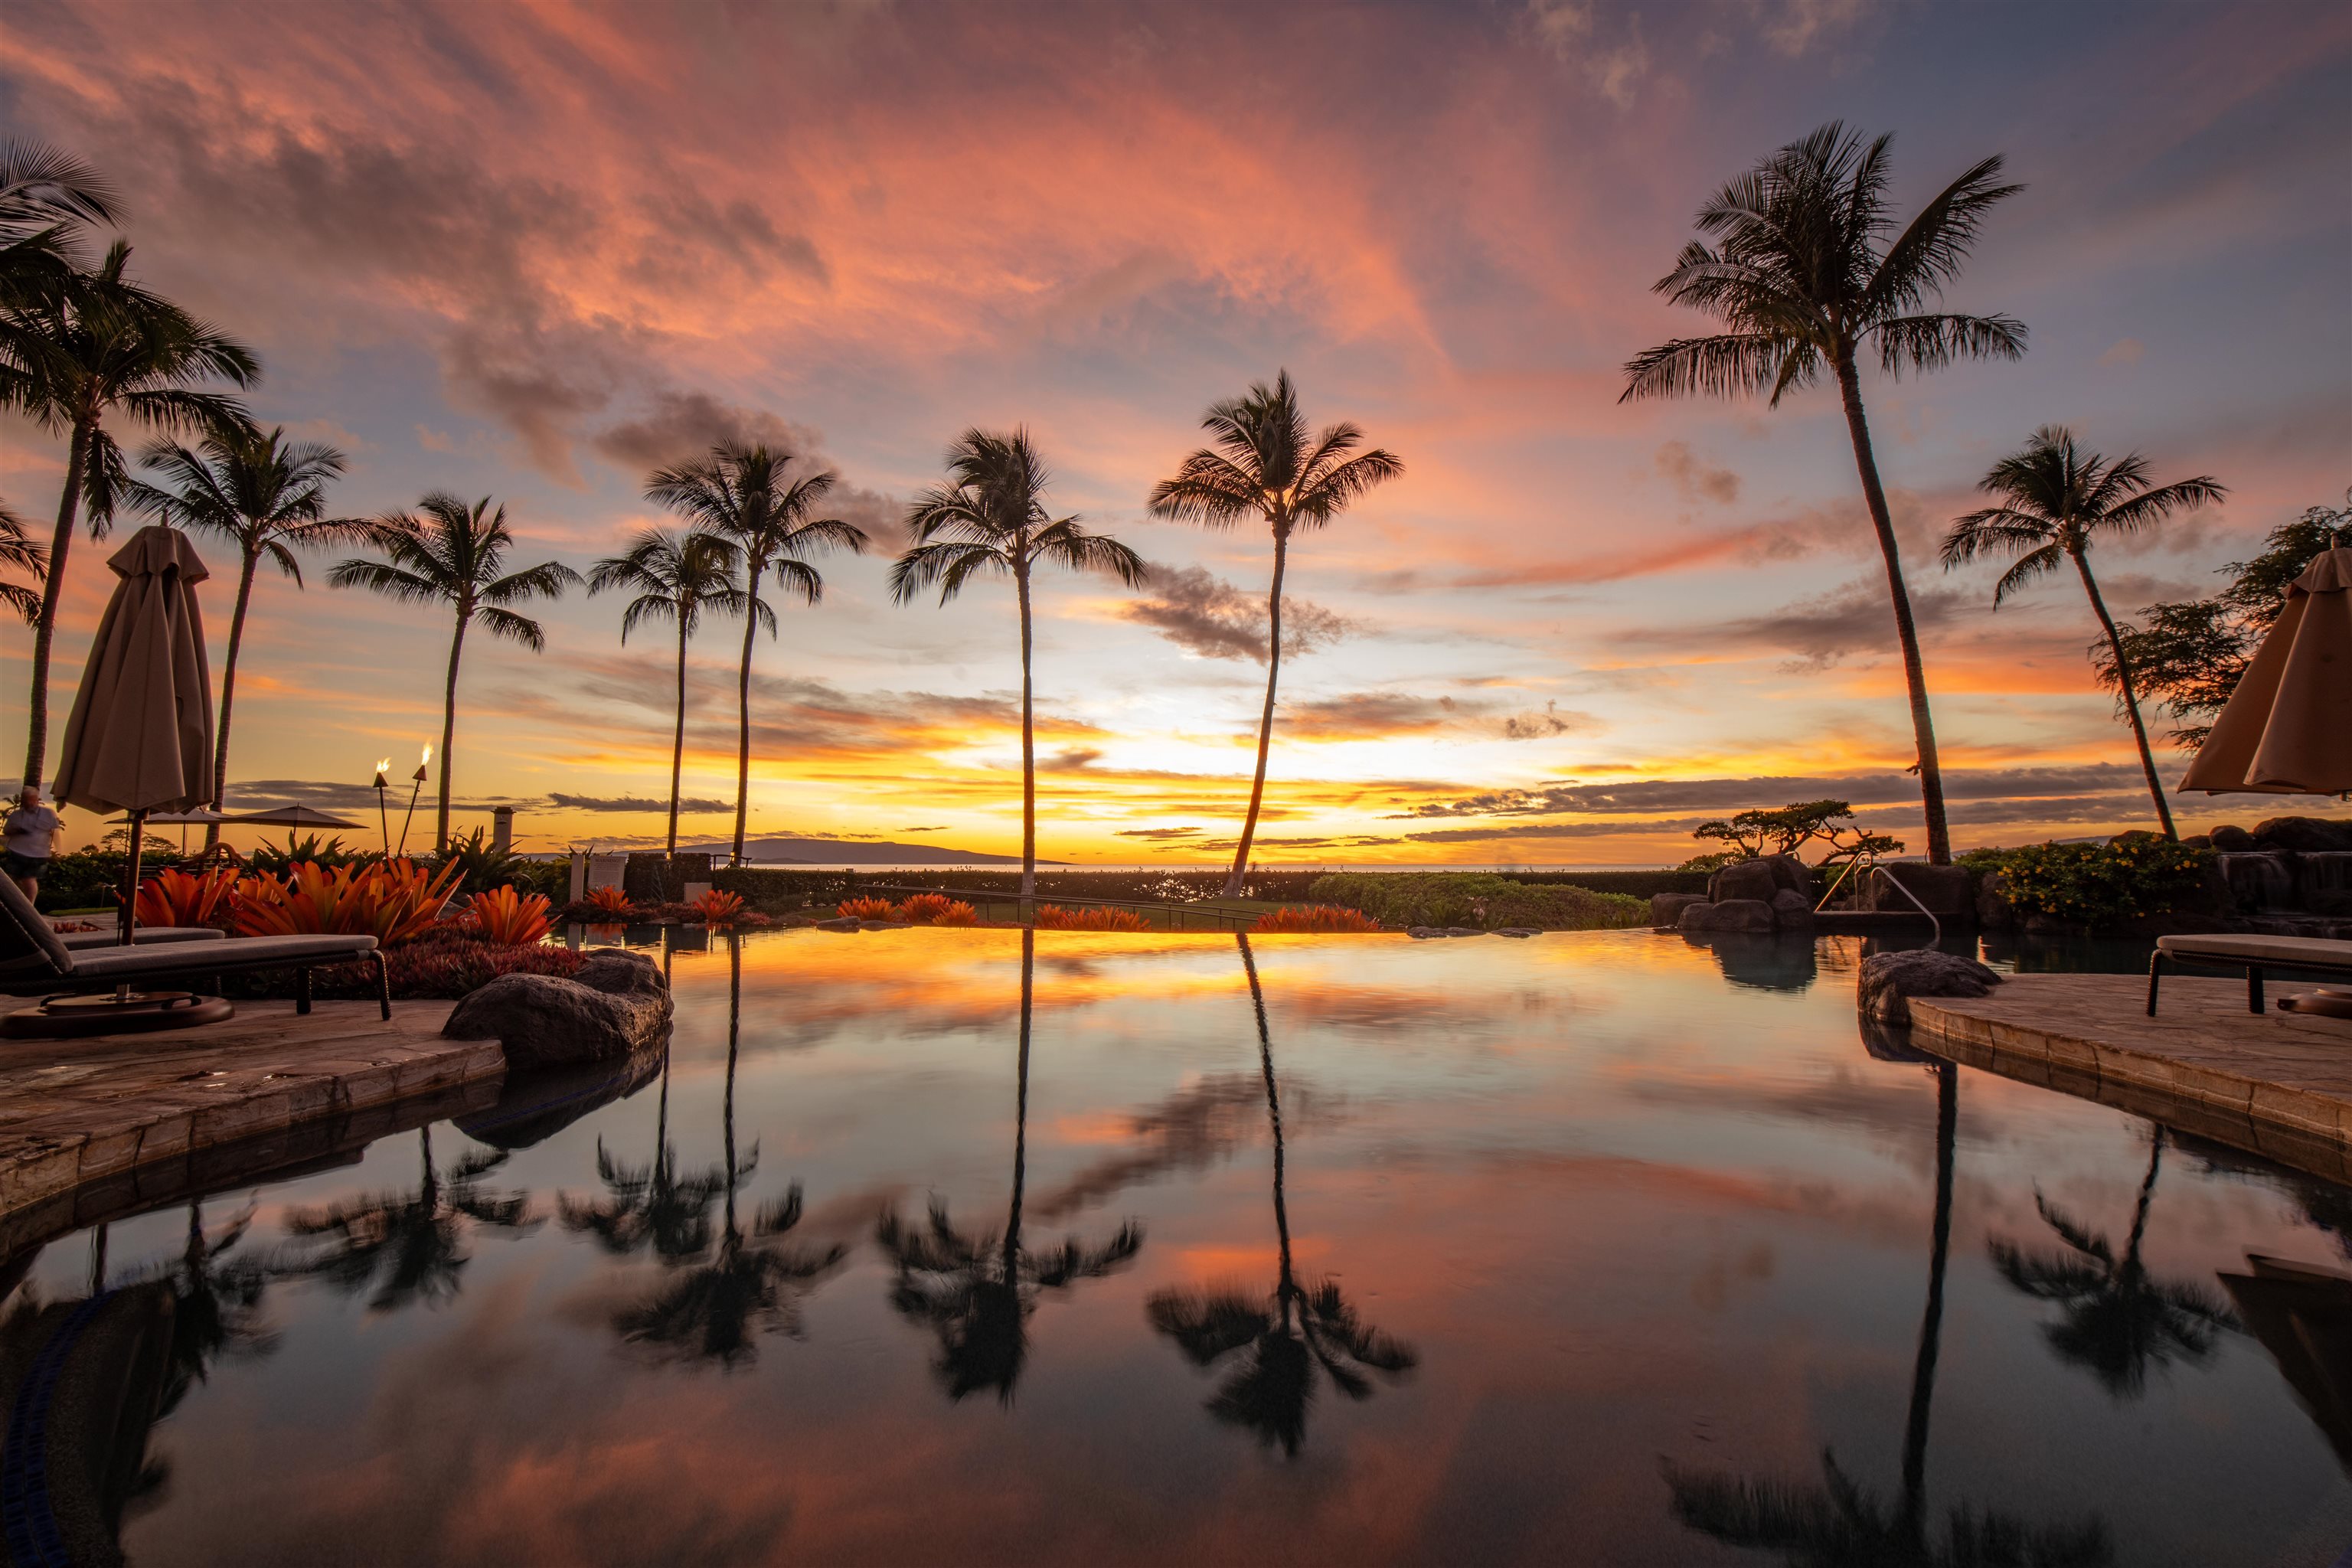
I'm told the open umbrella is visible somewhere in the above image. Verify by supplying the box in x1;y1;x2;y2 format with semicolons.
54;525;216;945
227;805;364;830
2179;547;2352;795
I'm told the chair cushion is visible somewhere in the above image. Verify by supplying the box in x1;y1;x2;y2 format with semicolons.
0;874;72;978
2156;933;2352;965
64;933;379;981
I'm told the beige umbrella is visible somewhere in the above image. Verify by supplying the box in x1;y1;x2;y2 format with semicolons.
53;524;216;942
2179;547;2352;795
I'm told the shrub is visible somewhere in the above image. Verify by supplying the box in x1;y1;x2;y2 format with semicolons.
435;827;527;896
1252;905;1383;933
132;866;240;927
933;900;980;926
693;888;746;926
584;884;635;916
464;884;554;946
229;926;587;1001
1034;904;1152;932
244;832;364;878
838;896;898;920
899;892;955;923
1995;835;2214;928
1305;872;1648;931
234;858;464;946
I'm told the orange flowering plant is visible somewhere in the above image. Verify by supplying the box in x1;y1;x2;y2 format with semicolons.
693;888;746;926
466;884;555;946
234;858;464;946
1251;905;1382;933
1034;904;1152;932
133;866;241;927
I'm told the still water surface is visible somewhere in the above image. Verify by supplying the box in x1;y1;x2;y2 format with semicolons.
8;927;2349;1566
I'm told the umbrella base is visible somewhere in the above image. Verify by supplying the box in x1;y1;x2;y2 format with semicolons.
1;991;235;1038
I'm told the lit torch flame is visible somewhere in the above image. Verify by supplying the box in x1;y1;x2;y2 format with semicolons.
374;758;391;775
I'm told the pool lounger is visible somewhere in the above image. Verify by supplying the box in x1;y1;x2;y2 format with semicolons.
2146;933;2352;1017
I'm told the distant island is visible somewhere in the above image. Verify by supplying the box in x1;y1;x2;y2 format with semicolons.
681;836;1063;867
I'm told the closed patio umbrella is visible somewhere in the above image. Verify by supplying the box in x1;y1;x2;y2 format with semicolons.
54;525;216;946
2179;547;2352;795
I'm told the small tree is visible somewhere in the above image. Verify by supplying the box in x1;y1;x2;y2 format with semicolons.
1686;799;1903;871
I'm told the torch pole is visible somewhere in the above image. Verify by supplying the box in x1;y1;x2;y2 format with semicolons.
398;775;425;858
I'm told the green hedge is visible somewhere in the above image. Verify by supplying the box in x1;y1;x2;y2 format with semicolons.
1985;834;2213;927
1306;872;1649;930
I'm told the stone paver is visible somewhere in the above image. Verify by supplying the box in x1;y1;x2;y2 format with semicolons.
1910;974;2352;1181
0;997;504;1240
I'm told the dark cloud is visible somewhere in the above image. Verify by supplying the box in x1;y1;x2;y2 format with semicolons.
1498;701;1597;740
224;778;534;813
1116;826;1202;840
549;792;732;814
1041;747;1105;772
897;825;949;832
1281;692;1461;740
1122;565;1351;662
1681;576;1975;671
627;188;826;291
1396;764;2155;820
1654;440;1741;505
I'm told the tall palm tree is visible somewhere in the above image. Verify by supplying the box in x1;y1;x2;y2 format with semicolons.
0;501;47;624
331;495;579;853
645;443;867;865
6;240;258;787
1622;123;2028;867
1988;1131;2239;1400
1148;372;1403;897
588;527;750;857
892;430;1146;900
877;929;1145;1401
1941;429;2225;840
122;426;368;844
1146;936;1416;1455
0;139;118;388
279;1128;538;1314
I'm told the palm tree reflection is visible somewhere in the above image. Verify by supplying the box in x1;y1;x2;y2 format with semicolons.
1668;1062;2113;1564
559;1047;727;1266
1146;935;1415;1456
160;1198;279;1394
877;928;1144;1402
1988;1129;2237;1400
279;1127;537;1312
615;933;846;1368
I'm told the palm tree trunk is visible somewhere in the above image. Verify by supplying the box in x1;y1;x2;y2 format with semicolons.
2122;1131;2164;1277
667;613;688;857
435;609;466;854
1006;928;1034;1274
1899;1060;1958;1547
23;415;91;789
205;547;260;850
732;558;763;867
1239;935;1292;1299
1016;562;1036;903
2071;548;2178;838
1834;356;1952;866
1227;525;1290;898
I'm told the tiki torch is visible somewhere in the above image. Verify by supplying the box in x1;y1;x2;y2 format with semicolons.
372;758;392;854
397;745;430;856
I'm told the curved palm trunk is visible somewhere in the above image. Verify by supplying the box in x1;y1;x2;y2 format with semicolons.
23;415;91;789
435;610;468;854
1898;1060;1958;1548
667;612;688;857
1834;357;1952;866
1227;527;1290;898
1006;929;1034;1281
1015;563;1037;903
2070;549;2178;839
1238;935;1295;1316
2121;1130;2165;1280
723;932;742;1239
731;557;764;867
204;547;261;851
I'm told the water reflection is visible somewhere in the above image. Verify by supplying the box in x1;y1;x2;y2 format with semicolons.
612;936;846;1368
1988;1131;2239;1400
277;1128;537;1313
1679;930;1818;991
1145;936;1416;1456
877;929;1144;1402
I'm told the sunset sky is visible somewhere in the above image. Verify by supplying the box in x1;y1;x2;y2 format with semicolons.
4;0;2347;865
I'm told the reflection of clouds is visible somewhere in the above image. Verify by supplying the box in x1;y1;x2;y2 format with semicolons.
1031;1073;1338;1222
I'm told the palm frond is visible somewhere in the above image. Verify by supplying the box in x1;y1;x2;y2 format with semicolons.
1871;312;2028;375
1620;333;1804;403
475;604;547;651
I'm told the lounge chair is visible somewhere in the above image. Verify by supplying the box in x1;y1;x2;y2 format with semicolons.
54;924;226;950
2;877;390;1020
2146;933;2352;1016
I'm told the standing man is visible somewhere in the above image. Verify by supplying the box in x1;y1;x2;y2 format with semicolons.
5;786;64;903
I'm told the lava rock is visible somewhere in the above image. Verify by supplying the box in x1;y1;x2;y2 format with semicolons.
1770;889;1815;929
813;916;861;931
1857;949;2003;1026
1974;869;2016;931
1681;898;1775;933
1446;926;1486;936
1864;864;1975;916
2209;823;2257;852
2254;816;2352;854
1494;927;1540;938
1651;892;1709;928
443;949;673;1070
1708;858;1781;904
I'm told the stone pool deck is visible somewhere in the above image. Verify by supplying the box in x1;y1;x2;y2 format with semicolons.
0;998;503;1253
1909;974;2352;1181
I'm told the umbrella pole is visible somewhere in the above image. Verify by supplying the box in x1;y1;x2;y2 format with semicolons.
118;807;147;947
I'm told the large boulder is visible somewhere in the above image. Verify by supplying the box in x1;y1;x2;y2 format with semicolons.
1770;889;1815;930
443;949;673;1070
1857;949;2004;1026
2208;823;2256;853
1708;854;1814;906
1681;898;1775;933
2253;816;2352;854
1651;892;1709;928
1863;864;1975;916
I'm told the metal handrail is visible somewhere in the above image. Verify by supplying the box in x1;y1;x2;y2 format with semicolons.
1815;848;1943;945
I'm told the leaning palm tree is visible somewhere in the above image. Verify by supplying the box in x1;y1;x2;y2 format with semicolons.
279;1128;538;1314
0;501;47;624
589;527;749;857
1941;429;2225;840
645;443;867;865
1145;935;1415;1455
877;929;1144;1401
6;240;258;787
892;430;1146;900
331;495;577;852
1148;372;1402;897
1622;122;2028;867
123;426;367;844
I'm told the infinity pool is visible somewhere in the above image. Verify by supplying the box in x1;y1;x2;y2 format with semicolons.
6;928;2347;1566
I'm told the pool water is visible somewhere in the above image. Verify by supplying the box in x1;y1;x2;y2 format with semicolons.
6;927;2348;1566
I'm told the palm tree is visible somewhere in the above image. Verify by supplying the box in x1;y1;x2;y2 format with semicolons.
0;501;46;624
122;426;368;845
1941;429;2225;840
1988;1131;2239;1400
588;527;750;857
6;240;258;788
1145;935;1415;1454
876;929;1145;1400
559;1050;728;1266
1622;123;2028;867
614;935;847;1366
0;139;118;388
893;429;1146;900
1148;372;1403;897
330;495;579;852
279;1128;537;1313
644;443;867;865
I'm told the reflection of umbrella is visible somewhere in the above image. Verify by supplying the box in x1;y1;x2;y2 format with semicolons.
2180;547;2352;794
54;525;214;945
2219;1254;2352;1470
226;805;364;829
